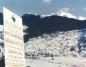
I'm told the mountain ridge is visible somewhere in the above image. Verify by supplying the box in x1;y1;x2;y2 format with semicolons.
22;14;86;42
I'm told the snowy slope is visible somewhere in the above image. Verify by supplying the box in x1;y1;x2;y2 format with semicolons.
25;30;81;57
25;30;86;67
26;57;86;67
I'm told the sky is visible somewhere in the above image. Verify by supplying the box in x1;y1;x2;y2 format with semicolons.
0;0;3;12
0;0;86;16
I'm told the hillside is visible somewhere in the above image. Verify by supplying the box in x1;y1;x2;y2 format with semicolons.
25;30;81;57
22;14;86;67
22;14;86;42
25;30;86;67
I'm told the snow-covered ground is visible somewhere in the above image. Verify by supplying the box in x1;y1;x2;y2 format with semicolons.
26;57;86;67
25;30;86;67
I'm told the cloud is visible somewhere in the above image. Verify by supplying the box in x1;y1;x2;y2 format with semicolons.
57;8;77;19
42;8;72;17
23;25;29;30
23;25;29;35
42;0;52;3
78;16;86;20
57;8;86;20
57;8;76;13
41;8;86;20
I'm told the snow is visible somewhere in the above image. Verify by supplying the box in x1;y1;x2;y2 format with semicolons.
25;30;81;56
0;25;3;32
26;57;86;67
25;30;86;67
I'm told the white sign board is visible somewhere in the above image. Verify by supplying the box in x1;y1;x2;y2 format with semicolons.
3;7;25;67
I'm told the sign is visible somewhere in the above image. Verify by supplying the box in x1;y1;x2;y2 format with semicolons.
3;7;25;67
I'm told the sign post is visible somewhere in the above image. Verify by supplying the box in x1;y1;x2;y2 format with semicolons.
3;7;25;67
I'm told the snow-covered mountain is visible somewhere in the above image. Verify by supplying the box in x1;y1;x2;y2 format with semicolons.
25;30;86;58
25;29;86;67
